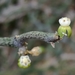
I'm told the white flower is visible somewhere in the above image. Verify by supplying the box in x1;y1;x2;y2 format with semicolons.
18;55;31;68
59;17;71;26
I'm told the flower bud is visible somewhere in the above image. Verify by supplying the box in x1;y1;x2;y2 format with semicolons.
58;17;72;38
18;55;31;68
30;46;43;56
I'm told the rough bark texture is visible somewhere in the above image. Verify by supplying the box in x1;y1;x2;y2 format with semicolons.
0;31;60;47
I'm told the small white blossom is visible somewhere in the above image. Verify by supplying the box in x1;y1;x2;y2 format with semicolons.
18;55;31;68
59;17;71;26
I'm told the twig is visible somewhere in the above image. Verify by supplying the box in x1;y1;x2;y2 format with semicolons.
0;31;60;47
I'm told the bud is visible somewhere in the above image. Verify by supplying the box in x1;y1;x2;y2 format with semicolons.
18;55;31;68
29;46;43;56
57;17;72;38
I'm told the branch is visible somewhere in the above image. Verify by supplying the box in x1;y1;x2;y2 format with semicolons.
0;31;60;47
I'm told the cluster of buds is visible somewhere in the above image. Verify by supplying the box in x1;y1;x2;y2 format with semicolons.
17;17;72;69
18;46;44;68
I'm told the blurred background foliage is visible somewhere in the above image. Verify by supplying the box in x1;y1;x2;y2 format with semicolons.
0;0;75;75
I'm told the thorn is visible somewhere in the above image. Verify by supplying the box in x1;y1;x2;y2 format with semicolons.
50;42;55;48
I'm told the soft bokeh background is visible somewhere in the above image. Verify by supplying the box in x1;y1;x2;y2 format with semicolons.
0;0;75;75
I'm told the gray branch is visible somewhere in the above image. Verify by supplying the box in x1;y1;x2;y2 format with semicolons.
0;31;60;47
